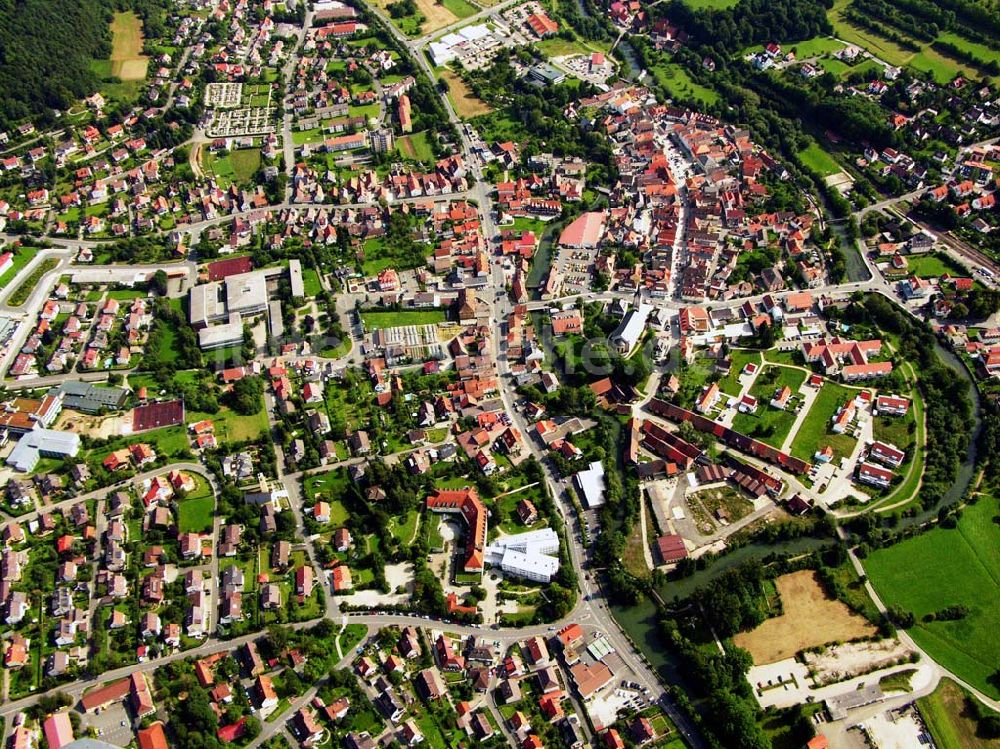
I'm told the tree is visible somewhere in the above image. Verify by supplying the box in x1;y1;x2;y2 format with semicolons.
227;376;264;415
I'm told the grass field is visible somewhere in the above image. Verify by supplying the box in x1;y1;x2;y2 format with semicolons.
108;12;149;81
733;570;877;664
789;36;845;57
798;143;843;177
302;267;323;297
731;366;808;448
441;70;492;118
864;495;1000;699
650;62;719;105
396;131;435;162
7;259;59;306
535;36;612;58
361;309;446;330
918;679;1000;749
903;252;968;279
827;0;995;84
681;0;739;8
177;496;214;533
187;406;269;443
0;248;40;293
790;382;858;462
202;148;261;187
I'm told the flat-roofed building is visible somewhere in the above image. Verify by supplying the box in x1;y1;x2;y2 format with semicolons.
288;259;305;298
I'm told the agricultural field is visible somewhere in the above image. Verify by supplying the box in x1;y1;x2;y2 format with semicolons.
918;679;1000;749
864;494;1000;699
360;309;446;329
789;382;859;462
864;497;1000;699
108;11;149;81
377;0;476;36
440;70;492;117
733;570;877;664
827;0;997;84
731;365;808;448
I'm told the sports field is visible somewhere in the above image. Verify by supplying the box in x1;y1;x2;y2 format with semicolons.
798;143;843;177
865;495;1000;699
733;570;877;664
109;12;149;81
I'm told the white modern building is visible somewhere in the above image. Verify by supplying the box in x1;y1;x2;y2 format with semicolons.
573;460;606;508
484;528;560;583
6;427;81;473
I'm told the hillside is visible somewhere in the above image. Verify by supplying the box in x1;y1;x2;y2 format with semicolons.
0;0;113;128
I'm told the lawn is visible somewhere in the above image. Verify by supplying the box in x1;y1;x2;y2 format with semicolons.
388;510;419;544
396;131;435;162
360;309;446;330
716;349;762;396
731;365;808;447
650;62;719;105
177;496;215;533
187;406;269;443
230;148;262;183
918;679;1000;749
202;148;260;187
789;382;858;462
903;252;968;279
7;258;58;306
798;143;843;177
302;267;323;297
0;247;40;293
681;0;739;7
865;494;1000;699
787;36;845;57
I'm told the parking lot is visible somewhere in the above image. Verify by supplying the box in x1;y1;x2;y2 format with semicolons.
84;703;133;747
553;246;599;295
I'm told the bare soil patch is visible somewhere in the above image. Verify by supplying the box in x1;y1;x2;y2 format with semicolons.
734;570;878;665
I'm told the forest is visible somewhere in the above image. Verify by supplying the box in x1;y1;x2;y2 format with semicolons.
0;0;113;128
0;0;169;130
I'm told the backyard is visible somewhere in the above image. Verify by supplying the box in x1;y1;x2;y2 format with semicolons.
789;382;859;462
731;365;808;447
